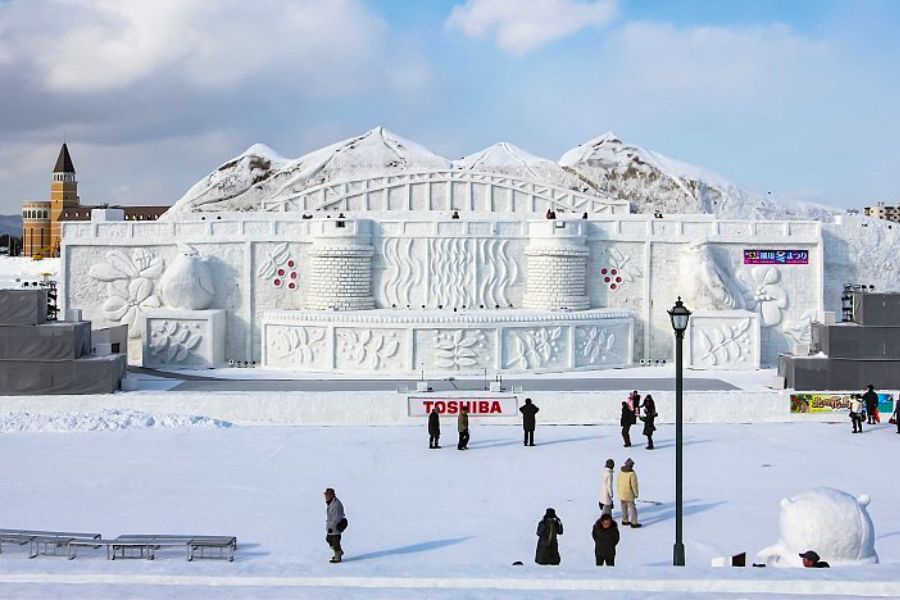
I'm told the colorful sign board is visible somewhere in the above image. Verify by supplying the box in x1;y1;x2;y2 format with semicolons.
744;249;809;265
407;396;519;417
790;393;895;415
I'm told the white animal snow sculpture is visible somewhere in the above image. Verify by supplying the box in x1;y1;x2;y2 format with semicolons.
677;240;740;310
159;243;216;310
757;487;878;567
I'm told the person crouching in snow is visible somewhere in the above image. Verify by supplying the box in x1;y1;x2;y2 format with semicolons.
599;458;615;516
592;513;620;566
617;458;641;528
324;487;347;563
428;406;441;449
800;550;830;568
535;508;563;565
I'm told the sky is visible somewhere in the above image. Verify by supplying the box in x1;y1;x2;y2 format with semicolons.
0;0;898;214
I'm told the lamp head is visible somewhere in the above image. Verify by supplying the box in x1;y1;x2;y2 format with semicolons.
668;296;692;333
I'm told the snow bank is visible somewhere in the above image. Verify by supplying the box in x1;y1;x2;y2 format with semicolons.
0;408;232;433
0;256;59;288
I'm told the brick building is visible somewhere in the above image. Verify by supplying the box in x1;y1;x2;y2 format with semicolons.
864;201;899;223
21;144;170;257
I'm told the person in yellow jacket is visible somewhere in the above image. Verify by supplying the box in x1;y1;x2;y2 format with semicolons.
617;458;641;528
457;405;470;450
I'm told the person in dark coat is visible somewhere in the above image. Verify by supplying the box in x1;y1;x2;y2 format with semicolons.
641;394;657;449
620;400;636;447
592;513;620;566
862;384;879;425
535;508;563;565
428;407;441;449
324;487;346;563
520;398;540;446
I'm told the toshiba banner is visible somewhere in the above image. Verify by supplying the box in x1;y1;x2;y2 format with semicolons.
407;396;519;417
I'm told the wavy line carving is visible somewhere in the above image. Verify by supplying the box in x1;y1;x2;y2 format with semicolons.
476;239;518;308
382;237;421;307
429;237;473;308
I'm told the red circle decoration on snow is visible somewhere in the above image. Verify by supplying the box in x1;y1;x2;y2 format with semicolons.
610;283;618;290
615;276;622;283
273;279;282;287
611;269;618;275
604;277;611;283
601;268;608;275
277;268;285;276
287;260;295;268
288;282;296;290
290;272;298;279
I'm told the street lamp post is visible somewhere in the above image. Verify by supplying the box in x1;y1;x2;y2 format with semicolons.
668;296;691;567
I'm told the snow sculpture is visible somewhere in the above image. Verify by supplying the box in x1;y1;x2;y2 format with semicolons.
757;487;878;567
523;220;589;310
686;310;759;370
678;240;740;310
159;244;215;310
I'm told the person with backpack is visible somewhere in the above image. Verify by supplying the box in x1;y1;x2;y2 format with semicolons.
428;407;441;449
620;401;636;447
535;508;563;565
520;398;540;446
641;394;657;449
592;513;620;566
324;487;347;563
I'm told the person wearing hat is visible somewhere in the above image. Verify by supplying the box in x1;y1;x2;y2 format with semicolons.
323;487;347;563
599;458;615;516
520;398;540;446
800;550;830;568
617;458;641;528
535;508;564;565
862;384;879;425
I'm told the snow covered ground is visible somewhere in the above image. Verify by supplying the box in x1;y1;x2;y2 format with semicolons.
1;419;899;598
0;256;58;288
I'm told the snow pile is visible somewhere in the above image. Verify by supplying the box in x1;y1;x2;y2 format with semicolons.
167;126;844;222
0;408;233;433
0;256;59;289
559;132;840;221
166;127;450;215
453;142;586;192
757;487;878;567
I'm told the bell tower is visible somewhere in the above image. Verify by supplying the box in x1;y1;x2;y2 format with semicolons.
49;143;79;256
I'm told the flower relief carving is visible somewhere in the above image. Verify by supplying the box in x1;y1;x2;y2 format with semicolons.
88;248;164;338
737;266;788;327
600;247;642;292
783;309;814;345
275;327;325;364
575;326;617;365
337;330;401;369
507;327;562;369
694;318;752;367
434;330;487;369
148;321;202;363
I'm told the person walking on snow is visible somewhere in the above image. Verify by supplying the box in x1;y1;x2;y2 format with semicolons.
617;458;641;528
457;405;470;450
323;487;347;563
520;398;540;446
862;384;879;425
641;394;657;449
850;394;865;433
592;513;620;566
428;407;441;449
535;508;563;565
621;401;636;447
599;458;615;516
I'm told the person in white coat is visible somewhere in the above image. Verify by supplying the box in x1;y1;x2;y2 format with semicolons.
599;459;615;516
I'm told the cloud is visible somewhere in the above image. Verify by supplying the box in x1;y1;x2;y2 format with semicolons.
446;0;617;55
0;0;389;93
608;22;830;108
